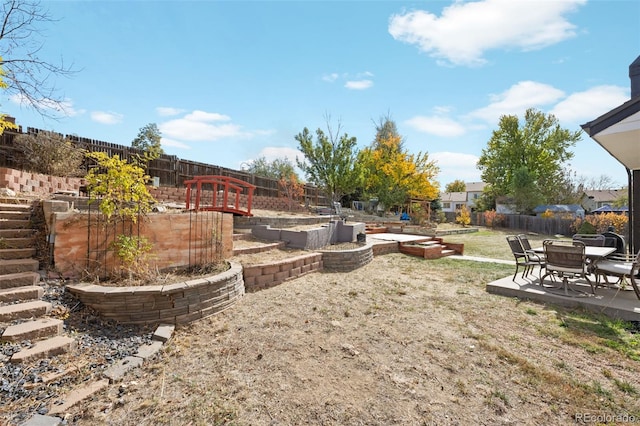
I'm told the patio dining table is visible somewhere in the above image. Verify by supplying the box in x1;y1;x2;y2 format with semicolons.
531;245;616;295
531;245;616;260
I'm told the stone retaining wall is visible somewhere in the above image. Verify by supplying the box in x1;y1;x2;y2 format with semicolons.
235;215;332;230
371;241;400;256
0;167;85;196
242;253;322;292
318;243;373;272
66;262;245;325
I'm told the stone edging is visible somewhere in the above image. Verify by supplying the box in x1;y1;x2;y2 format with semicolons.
317;242;373;272
242;252;322;292
66;261;244;325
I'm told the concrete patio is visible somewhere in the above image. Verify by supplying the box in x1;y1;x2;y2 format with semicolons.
486;267;640;321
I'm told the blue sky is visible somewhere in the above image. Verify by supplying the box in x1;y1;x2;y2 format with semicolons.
2;0;639;189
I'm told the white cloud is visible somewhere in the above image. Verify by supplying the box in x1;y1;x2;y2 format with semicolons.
468;81;565;123
160;137;191;149
549;85;629;124
158;110;259;142
324;72;374;89
256;146;304;162
10;94;84;117
389;0;586;66
184;110;231;122
345;80;373;90
91;111;124;124
405;115;466;137
156;107;185;117
322;73;339;83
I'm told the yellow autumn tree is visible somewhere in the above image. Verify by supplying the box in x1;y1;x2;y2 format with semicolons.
0;58;17;135
359;117;439;213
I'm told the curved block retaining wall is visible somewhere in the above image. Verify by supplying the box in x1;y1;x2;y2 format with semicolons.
243;253;322;292
66;261;244;325
319;243;373;272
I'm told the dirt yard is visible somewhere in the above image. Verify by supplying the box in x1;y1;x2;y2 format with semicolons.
67;248;640;425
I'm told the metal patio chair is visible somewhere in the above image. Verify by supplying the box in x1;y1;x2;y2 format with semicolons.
572;234;606;247
507;235;539;281
594;249;640;299
541;240;594;296
517;234;545;275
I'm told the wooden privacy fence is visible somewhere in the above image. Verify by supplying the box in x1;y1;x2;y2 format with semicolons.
0;125;327;205
473;213;575;236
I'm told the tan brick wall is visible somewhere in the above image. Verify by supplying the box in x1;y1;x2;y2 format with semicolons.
66;261;244;325
52;210;233;278
318;243;373;272
242;253;323;292
0;167;85;195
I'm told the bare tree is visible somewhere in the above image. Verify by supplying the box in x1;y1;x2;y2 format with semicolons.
0;0;76;117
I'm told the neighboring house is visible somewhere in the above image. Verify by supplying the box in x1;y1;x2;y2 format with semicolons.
580;189;626;212
533;204;585;219
440;191;467;213
464;181;486;210
439;181;487;213
495;196;516;214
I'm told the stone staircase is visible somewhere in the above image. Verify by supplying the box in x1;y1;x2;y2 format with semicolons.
0;202;75;364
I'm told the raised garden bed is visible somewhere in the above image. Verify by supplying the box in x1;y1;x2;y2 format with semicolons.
399;238;464;259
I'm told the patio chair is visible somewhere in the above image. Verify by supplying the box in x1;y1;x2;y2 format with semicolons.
572;234;606;247
517;234;545;271
541;240;595;296
507;235;540;281
593;249;640;299
601;227;626;256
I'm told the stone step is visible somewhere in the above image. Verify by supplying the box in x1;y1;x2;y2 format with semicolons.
2;317;63;343
0;300;51;322
0;247;36;259
10;335;76;364
1;317;63;342
0;202;31;212
0;218;31;229
48;378;109;415
0;228;34;239
0;285;43;303
0;210;30;220
0;236;34;248
0;258;39;274
0;271;40;288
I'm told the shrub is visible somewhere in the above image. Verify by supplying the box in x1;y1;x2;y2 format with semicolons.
109;234;154;281
571;213;628;235
455;205;471;227
84;152;155;223
541;209;554;219
13;131;85;176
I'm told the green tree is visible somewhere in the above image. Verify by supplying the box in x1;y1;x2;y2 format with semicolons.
248;156;298;180
84;152;155;223
0;59;17;134
132;123;164;164
477;108;580;207
359;117;439;213
510;166;543;214
295;117;361;203
445;179;466;193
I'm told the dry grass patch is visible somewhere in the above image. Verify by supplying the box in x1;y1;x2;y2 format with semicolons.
64;248;640;425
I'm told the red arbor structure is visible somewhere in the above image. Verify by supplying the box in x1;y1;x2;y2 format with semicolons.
185;175;256;216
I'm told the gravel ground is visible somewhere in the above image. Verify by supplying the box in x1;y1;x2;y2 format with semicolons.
0;277;155;425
